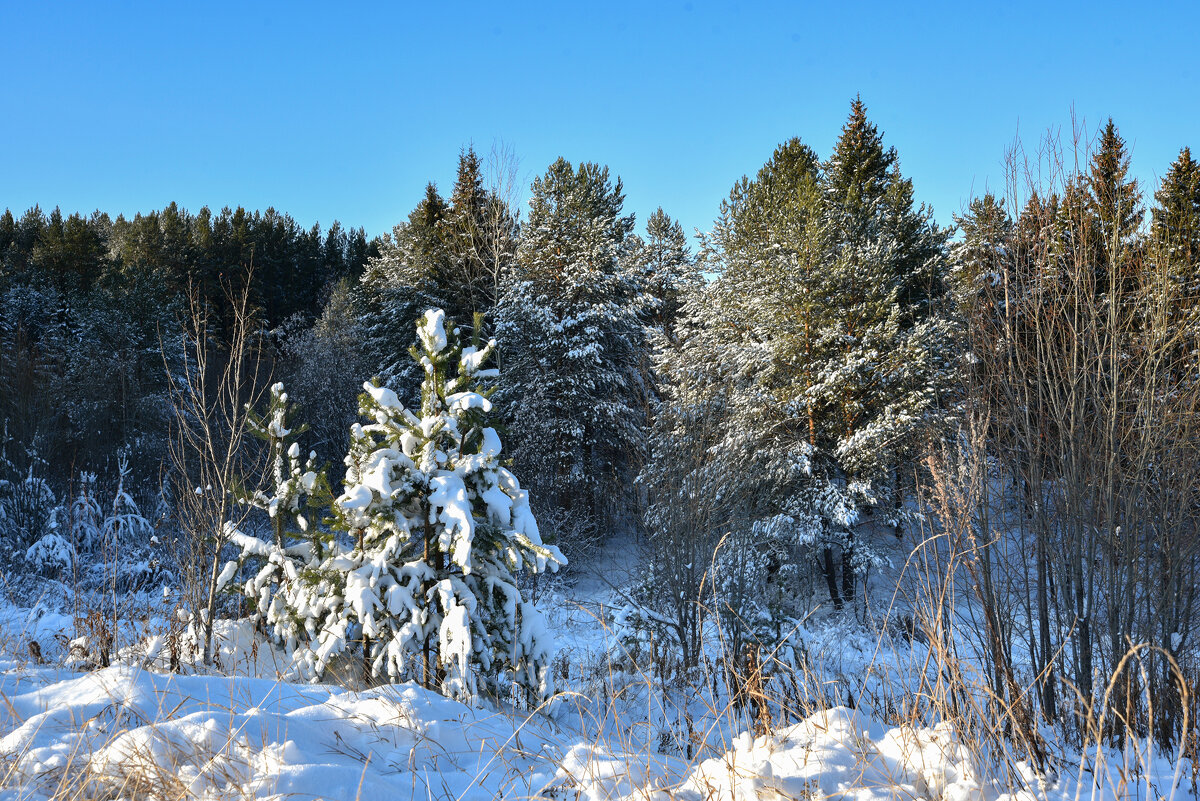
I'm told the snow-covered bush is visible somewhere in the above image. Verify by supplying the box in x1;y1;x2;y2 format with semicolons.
0;466;56;552
66;472;103;551
25;531;74;576
225;309;566;703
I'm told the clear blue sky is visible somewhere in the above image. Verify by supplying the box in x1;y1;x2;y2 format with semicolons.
2;1;1197;244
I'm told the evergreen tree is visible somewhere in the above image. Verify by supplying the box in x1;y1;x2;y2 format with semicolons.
1068;119;1146;299
357;183;450;400
441;147;515;324
220;383;333;636
817;98;953;545
1089;119;1144;251
226;310;564;701
1152;147;1200;276
359;149;520;399
495;158;647;552
1149;146;1200;381
648;101;954;615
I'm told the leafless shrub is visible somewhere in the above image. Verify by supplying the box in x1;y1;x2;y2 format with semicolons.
163;275;268;667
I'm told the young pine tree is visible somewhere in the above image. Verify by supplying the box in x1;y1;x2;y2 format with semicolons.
227;311;565;702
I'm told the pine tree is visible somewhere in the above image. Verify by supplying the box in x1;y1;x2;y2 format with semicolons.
644;135;844;623
241;383;333;551
647;102;954;616
226;311;564;701
495;158;647;551
217;383;332;651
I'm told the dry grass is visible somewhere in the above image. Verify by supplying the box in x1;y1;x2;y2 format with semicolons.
0;526;1191;801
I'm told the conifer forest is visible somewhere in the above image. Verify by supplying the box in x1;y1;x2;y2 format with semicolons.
2;8;1200;796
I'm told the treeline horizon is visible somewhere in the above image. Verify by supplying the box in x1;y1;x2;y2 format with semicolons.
2;106;1196;493
0;203;377;476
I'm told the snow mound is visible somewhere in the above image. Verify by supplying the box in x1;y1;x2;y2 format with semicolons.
0;666;1190;800
0;666;564;799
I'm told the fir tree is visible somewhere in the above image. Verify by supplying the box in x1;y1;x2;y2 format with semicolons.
1089;119;1144;251
1150;146;1200;379
817;98;953;555
440;147;515;325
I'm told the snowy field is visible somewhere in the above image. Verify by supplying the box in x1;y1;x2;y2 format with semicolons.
0;657;1189;800
0;545;1192;801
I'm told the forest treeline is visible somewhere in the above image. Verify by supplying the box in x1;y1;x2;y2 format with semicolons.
2;99;1199;749
0;202;375;474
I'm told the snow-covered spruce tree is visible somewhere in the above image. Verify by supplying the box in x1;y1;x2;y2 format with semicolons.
495;158;647;552
227;310;564;702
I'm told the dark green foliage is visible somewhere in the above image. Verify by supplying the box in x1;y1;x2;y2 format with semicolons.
1152;147;1200;270
1089;119;1144;249
0;202;374;487
496;157;647;551
358;148;519;402
636;207;695;344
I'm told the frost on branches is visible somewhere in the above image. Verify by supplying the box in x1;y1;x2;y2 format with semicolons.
224;310;565;703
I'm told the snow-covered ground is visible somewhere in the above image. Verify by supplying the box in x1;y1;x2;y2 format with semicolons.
0;537;1192;800
0;662;1189;800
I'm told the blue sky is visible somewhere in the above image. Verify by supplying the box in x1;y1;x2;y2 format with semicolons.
2;1;1197;244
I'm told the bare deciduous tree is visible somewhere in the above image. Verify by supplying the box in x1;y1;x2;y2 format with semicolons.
945;119;1200;748
164;275;268;667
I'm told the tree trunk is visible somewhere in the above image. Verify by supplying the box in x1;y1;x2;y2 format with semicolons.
822;546;842;610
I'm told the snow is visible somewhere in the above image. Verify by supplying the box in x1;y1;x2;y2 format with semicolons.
214;559;238;593
419;308;448;354
361;381;402;412
337;483;372;512
0;665;562;799
459;342;496;376
0;528;1191;801
445;390;492;413
0;661;1189;801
